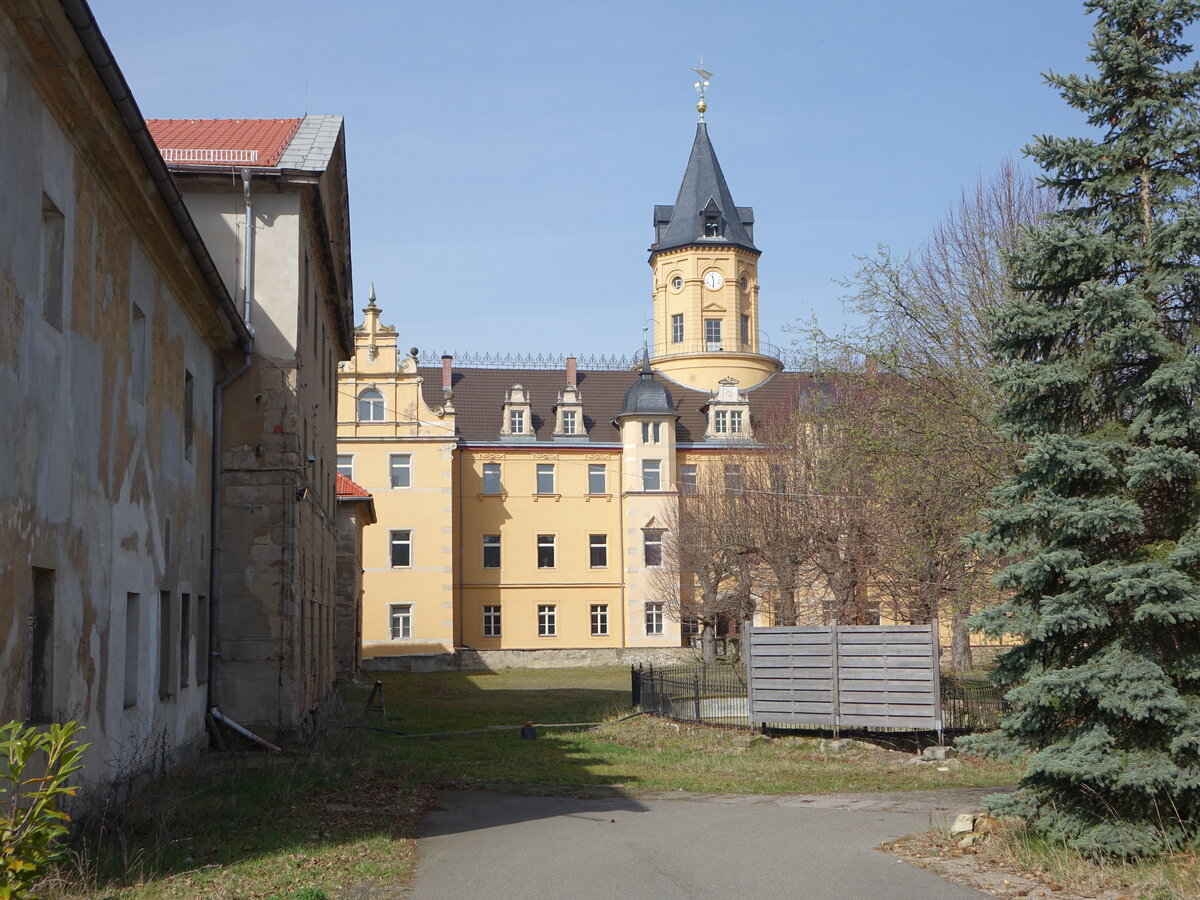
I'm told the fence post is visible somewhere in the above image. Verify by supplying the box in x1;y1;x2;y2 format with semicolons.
693;672;702;723
631;664;641;708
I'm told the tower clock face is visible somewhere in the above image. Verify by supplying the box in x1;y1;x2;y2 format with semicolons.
703;271;724;290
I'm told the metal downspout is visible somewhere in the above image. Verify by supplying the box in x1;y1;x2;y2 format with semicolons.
241;169;254;327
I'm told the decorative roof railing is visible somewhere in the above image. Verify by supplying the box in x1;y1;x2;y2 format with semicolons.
418;350;638;371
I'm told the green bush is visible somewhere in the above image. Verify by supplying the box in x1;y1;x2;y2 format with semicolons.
1;721;88;899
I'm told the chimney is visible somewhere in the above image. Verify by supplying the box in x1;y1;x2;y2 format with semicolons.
565;356;577;388
441;355;453;393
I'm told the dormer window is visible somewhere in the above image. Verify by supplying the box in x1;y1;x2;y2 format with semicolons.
553;383;586;439
705;376;751;441
562;410;577;434
704;215;720;237
509;410;525;434
501;383;533;439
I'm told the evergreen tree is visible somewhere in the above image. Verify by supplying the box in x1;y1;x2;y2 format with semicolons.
965;0;1200;857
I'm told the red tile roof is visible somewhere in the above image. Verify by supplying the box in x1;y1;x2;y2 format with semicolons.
146;118;302;167
336;472;372;499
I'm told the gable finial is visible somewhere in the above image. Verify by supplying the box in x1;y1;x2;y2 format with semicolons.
692;58;713;122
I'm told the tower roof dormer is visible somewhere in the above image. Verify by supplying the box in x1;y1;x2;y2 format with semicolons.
652;123;757;255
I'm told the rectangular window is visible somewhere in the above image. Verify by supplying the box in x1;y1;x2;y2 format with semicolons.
682;618;700;637
729;410;744;434
390;530;412;568
642;459;661;491
679;464;698;496
714;410;728;434
179;592;191;687
741;314;750;345
389;604;412;639
770;464;787;495
589;534;608;568
591;604;609;637
645;602;664;636
28;568;55;722
641;421;662;444
41;196;64;331
123;592;139;709
588;464;607;494
509;410;525;434
536;463;555;494
644;530;664;567
158;590;172;700
483;463;502;494
183;370;195;462
538;604;557;637
561;410;577;434
336;454;353;479
725;464;743;492
389;453;411;488
671;313;684;343
483;605;502;637
196;594;209;685
482;534;501;569
705;318;722;347
130;304;147;401
537;534;556;569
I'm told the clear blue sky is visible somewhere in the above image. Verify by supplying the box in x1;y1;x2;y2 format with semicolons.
97;1;1136;360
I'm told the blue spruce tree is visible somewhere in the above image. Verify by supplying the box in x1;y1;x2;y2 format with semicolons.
966;0;1200;857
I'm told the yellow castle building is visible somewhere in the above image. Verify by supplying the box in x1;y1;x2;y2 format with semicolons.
337;105;816;666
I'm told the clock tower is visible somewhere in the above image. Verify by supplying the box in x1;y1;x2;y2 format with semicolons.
648;70;782;392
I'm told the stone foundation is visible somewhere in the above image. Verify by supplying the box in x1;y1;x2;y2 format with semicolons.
363;646;699;673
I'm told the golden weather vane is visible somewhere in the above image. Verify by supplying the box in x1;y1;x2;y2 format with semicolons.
692;58;713;121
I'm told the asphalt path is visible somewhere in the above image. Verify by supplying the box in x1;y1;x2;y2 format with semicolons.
413;788;992;899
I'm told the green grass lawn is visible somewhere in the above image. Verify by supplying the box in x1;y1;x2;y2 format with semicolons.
58;666;1020;899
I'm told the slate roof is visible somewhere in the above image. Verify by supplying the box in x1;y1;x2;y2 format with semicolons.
652;123;757;255
620;370;676;416
147;115;344;172
418;366;822;445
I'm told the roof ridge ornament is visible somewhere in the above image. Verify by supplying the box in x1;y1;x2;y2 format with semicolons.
692;59;712;122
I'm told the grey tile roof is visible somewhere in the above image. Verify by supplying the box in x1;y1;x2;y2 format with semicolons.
277;114;344;172
418;366;820;444
652;123;758;255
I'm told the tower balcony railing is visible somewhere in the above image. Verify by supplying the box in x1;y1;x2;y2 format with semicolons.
648;333;783;363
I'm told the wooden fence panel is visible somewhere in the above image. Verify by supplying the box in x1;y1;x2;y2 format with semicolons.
747;623;942;731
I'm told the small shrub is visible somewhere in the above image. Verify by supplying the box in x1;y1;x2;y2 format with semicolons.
1;721;88;899
291;888;329;900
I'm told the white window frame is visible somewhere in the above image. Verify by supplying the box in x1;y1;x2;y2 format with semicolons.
537;534;556;569
644;529;664;567
482;463;502;494
482;534;501;569
483;604;502;637
591;604;609;637
714;410;728;434
536;463;555;494
588;464;607;495
642;459;661;491
358;388;385;422
679;464;698;496
671;313;684;343
704;318;722;347
538;604;557;637
729;410;744;434
509;409;525;434
390;530;412;568
641;421;662;444
389;603;413;639
589;534;608;568
336;454;353;479
389;453;412;488
561;409;578;435
645;602;664;636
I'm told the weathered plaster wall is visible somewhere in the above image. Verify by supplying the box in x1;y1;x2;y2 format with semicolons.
334;500;369;678
0;8;231;797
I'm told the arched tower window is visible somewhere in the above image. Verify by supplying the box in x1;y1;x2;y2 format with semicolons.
357;388;384;422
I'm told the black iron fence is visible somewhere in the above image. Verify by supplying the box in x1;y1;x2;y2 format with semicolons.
631;664;1007;734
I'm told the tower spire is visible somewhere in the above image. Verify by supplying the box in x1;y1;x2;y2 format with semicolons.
692;59;712;122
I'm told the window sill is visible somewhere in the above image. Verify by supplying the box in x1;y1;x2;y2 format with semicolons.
477;492;508;500
532;493;561;501
586;493;612;501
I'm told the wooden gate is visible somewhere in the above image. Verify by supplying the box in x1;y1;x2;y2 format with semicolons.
746;624;942;731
